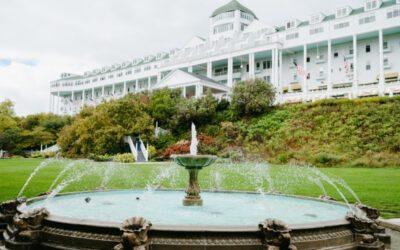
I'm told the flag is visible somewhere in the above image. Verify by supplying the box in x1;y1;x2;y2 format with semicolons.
293;62;308;76
344;57;349;74
73;100;79;106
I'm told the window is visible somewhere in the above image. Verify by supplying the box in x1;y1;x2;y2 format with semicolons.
213;23;234;34
384;57;390;67
293;73;298;81
117;73;123;77
310;14;323;24
292;58;297;64
366;62;371;71
286;20;298;29
125;70;132;75
267;61;272;69
387;6;400;19
350;63;354;71
144;66;151;71
319;69;324;77
334;52;339;58
359;13;376;25
334;21;350;30
213;11;235;22
336;7;350;18
365;0;380;11
241;23;248;31
309;25;324;35
366;45;371;53
108;74;114;79
92;78;98;83
100;77;105;81
307;74;311;79
263;61;267;69
135;68;141;73
286;31;299;40
240;11;254;21
307;57;311;63
256;62;260;70
349;47;354;55
383;41;388;50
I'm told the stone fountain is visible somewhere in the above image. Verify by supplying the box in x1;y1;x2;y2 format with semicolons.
171;123;217;206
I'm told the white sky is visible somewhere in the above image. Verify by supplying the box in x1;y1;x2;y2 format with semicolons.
0;0;362;116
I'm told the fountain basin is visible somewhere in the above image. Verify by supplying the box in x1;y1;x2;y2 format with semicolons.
2;189;374;250
171;155;217;168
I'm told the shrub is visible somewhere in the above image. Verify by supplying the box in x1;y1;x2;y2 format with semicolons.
30;151;56;158
148;145;156;159
230;78;276;117
89;154;113;162
278;153;289;163
163;140;190;159
11;155;25;159
315;153;342;166
113;153;135;163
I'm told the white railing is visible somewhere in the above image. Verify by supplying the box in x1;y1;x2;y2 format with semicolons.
139;137;148;162
42;144;60;153
125;136;138;160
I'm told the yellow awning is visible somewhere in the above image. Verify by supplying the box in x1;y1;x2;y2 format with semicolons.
282;86;289;91
376;72;399;80
291;85;302;90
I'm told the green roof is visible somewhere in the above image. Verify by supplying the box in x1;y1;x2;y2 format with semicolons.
211;0;258;20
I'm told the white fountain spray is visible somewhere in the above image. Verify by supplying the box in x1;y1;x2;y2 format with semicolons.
18;159;55;197
190;123;198;156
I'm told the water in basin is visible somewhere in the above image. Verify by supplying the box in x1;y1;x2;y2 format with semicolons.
29;190;352;226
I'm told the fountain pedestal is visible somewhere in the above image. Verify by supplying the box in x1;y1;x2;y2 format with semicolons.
171;155;217;206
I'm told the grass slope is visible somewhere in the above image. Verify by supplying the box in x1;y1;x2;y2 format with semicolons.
1;159;399;218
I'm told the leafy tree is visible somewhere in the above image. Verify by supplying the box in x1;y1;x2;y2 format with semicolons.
0;128;23;155
0;99;15;117
0;114;17;132
57;96;154;156
150;88;182;129
230;78;276;116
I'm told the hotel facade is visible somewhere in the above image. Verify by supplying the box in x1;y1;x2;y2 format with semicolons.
50;0;400;115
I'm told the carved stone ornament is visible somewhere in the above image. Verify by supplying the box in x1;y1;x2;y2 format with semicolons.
114;217;152;250
0;197;26;221
355;203;380;220
318;195;337;201
259;218;297;250
11;207;49;243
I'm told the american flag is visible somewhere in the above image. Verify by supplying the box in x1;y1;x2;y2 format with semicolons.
293;62;308;76
344;57;349;74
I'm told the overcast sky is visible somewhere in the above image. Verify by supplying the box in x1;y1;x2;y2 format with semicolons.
0;0;362;116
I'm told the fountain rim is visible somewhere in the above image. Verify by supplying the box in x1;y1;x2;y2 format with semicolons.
18;188;362;232
170;154;218;159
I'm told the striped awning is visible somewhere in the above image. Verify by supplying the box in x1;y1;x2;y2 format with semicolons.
392;88;400;93
282;86;289;91
291;85;302;90
376;72;398;80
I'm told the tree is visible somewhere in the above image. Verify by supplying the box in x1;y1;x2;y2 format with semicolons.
230;78;276;116
150;88;182;129
57;96;154;156
0;99;15;117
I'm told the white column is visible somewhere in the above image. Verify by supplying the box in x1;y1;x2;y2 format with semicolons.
279;49;283;89
49;93;52;113
327;39;332;98
249;53;255;79
82;89;85;107
112;84;115;97
157;73;161;83
227;57;233;88
135;80;139;93
303;45;308;101
57;92;60;114
378;29;385;96
271;49;276;86
182;86;186;98
148;77;151;91
188;66;193;73
353;34;358;97
123;82;126;95
207;62;212;78
92;88;95;100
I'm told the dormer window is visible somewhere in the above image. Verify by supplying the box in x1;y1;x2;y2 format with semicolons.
310;13;325;24
364;0;381;11
336;6;352;18
286;20;299;29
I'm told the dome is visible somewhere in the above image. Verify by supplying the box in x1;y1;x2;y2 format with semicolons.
210;0;258;19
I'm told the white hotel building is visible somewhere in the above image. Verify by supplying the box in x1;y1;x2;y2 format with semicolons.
50;0;400;115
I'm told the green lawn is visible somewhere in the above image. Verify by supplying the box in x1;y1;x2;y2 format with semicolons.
1;159;399;218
